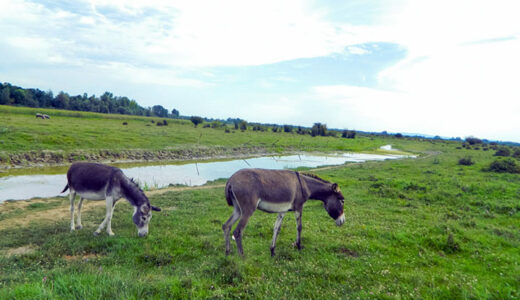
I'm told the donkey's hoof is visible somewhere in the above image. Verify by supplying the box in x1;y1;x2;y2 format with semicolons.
93;231;100;236
270;248;276;257
70;228;75;232
107;232;115;236
76;225;83;230
292;242;304;250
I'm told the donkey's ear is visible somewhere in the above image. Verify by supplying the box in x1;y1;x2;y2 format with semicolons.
151;205;161;212
331;183;340;192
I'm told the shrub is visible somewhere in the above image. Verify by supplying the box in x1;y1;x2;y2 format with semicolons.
465;136;482;145
283;125;292;133
190;116;203;127
122;122;128;125
311;123;327;137
341;130;356;139
494;147;511;157
458;156;474;166
162;120;168;126
395;133;403;138
203;123;211;128
512;149;520;159
486;158;520;173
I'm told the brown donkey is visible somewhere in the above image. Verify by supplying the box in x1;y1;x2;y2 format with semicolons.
222;168;345;256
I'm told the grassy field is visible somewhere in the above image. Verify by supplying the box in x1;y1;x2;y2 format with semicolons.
0;138;519;298
0;105;386;155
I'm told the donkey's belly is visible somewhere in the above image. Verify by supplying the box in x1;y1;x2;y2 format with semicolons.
257;199;293;213
75;191;106;200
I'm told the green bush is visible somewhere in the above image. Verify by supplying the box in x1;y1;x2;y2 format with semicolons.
512;149;520;159
485;158;520;173
458;156;474;166
494;147;510;157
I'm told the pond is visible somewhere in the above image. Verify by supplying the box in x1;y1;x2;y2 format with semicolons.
0;150;411;202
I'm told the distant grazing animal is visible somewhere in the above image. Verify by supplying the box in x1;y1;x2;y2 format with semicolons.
223;169;345;256
43;114;50;119
35;113;44;119
61;162;161;237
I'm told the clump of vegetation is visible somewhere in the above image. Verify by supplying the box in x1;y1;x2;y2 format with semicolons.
311;123;327;137
512;149;520;159
494;147;511;157
190;116;203;127
156;120;168;126
485;158;520;173
341;130;356;139
122;122;128;125
283;125;292;133
465;136;482;145
458;156;474;166
395;133;403;138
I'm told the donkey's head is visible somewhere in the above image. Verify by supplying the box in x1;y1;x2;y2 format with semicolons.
323;183;345;226
133;203;161;237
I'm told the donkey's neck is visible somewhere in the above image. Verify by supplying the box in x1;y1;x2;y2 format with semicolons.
120;176;148;207
302;175;332;201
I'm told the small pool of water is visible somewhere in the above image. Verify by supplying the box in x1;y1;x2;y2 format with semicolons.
0;152;411;202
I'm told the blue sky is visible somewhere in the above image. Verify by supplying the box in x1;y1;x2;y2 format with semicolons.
1;0;519;141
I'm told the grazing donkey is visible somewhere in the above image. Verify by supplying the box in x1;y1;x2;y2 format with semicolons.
223;168;345;256
61;162;161;237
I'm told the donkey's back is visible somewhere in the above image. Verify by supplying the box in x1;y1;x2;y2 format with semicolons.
225;168;299;207
66;162;119;194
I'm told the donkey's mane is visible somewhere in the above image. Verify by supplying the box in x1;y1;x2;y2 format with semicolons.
299;172;330;183
123;177;148;204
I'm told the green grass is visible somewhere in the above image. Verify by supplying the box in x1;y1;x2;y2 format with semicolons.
0;105;388;157
1;141;519;299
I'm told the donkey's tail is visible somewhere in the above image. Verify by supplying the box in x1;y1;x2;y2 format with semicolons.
61;184;69;193
225;181;234;206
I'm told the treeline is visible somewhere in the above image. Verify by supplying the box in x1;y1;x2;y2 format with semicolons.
0;82;179;118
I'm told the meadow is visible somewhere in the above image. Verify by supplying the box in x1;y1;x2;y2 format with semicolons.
0;105;519;299
0;105;385;161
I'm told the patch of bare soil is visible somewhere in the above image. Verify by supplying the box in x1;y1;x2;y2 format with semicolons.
338;247;359;257
63;253;100;261
0;184;226;231
2;244;37;257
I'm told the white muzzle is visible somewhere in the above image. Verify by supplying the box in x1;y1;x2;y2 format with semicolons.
335;213;345;226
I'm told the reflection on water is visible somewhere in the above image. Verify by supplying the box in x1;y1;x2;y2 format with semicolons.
0;153;410;202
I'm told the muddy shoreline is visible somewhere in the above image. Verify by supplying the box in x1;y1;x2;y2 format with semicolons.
0;146;281;170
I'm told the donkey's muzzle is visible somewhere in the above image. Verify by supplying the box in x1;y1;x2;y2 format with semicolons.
335;213;345;226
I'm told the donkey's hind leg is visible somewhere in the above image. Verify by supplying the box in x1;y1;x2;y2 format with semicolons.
233;211;254;256
75;197;84;229
222;204;241;255
69;191;77;232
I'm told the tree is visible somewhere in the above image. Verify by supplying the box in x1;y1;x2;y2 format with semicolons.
239;120;247;131
342;130;356;139
54;92;70;109
311;123;327;137
171;108;179;118
190;116;203;127
0;88;11;105
152;105;168;118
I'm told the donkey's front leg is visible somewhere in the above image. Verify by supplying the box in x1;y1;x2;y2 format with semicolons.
94;197;115;236
294;210;303;250
270;212;285;256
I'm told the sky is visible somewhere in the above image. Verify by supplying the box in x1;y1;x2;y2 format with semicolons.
1;0;519;142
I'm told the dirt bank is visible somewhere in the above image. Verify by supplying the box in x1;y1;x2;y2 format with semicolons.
0;146;279;169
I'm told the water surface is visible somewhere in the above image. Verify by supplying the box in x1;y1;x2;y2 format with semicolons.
0;152;410;202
